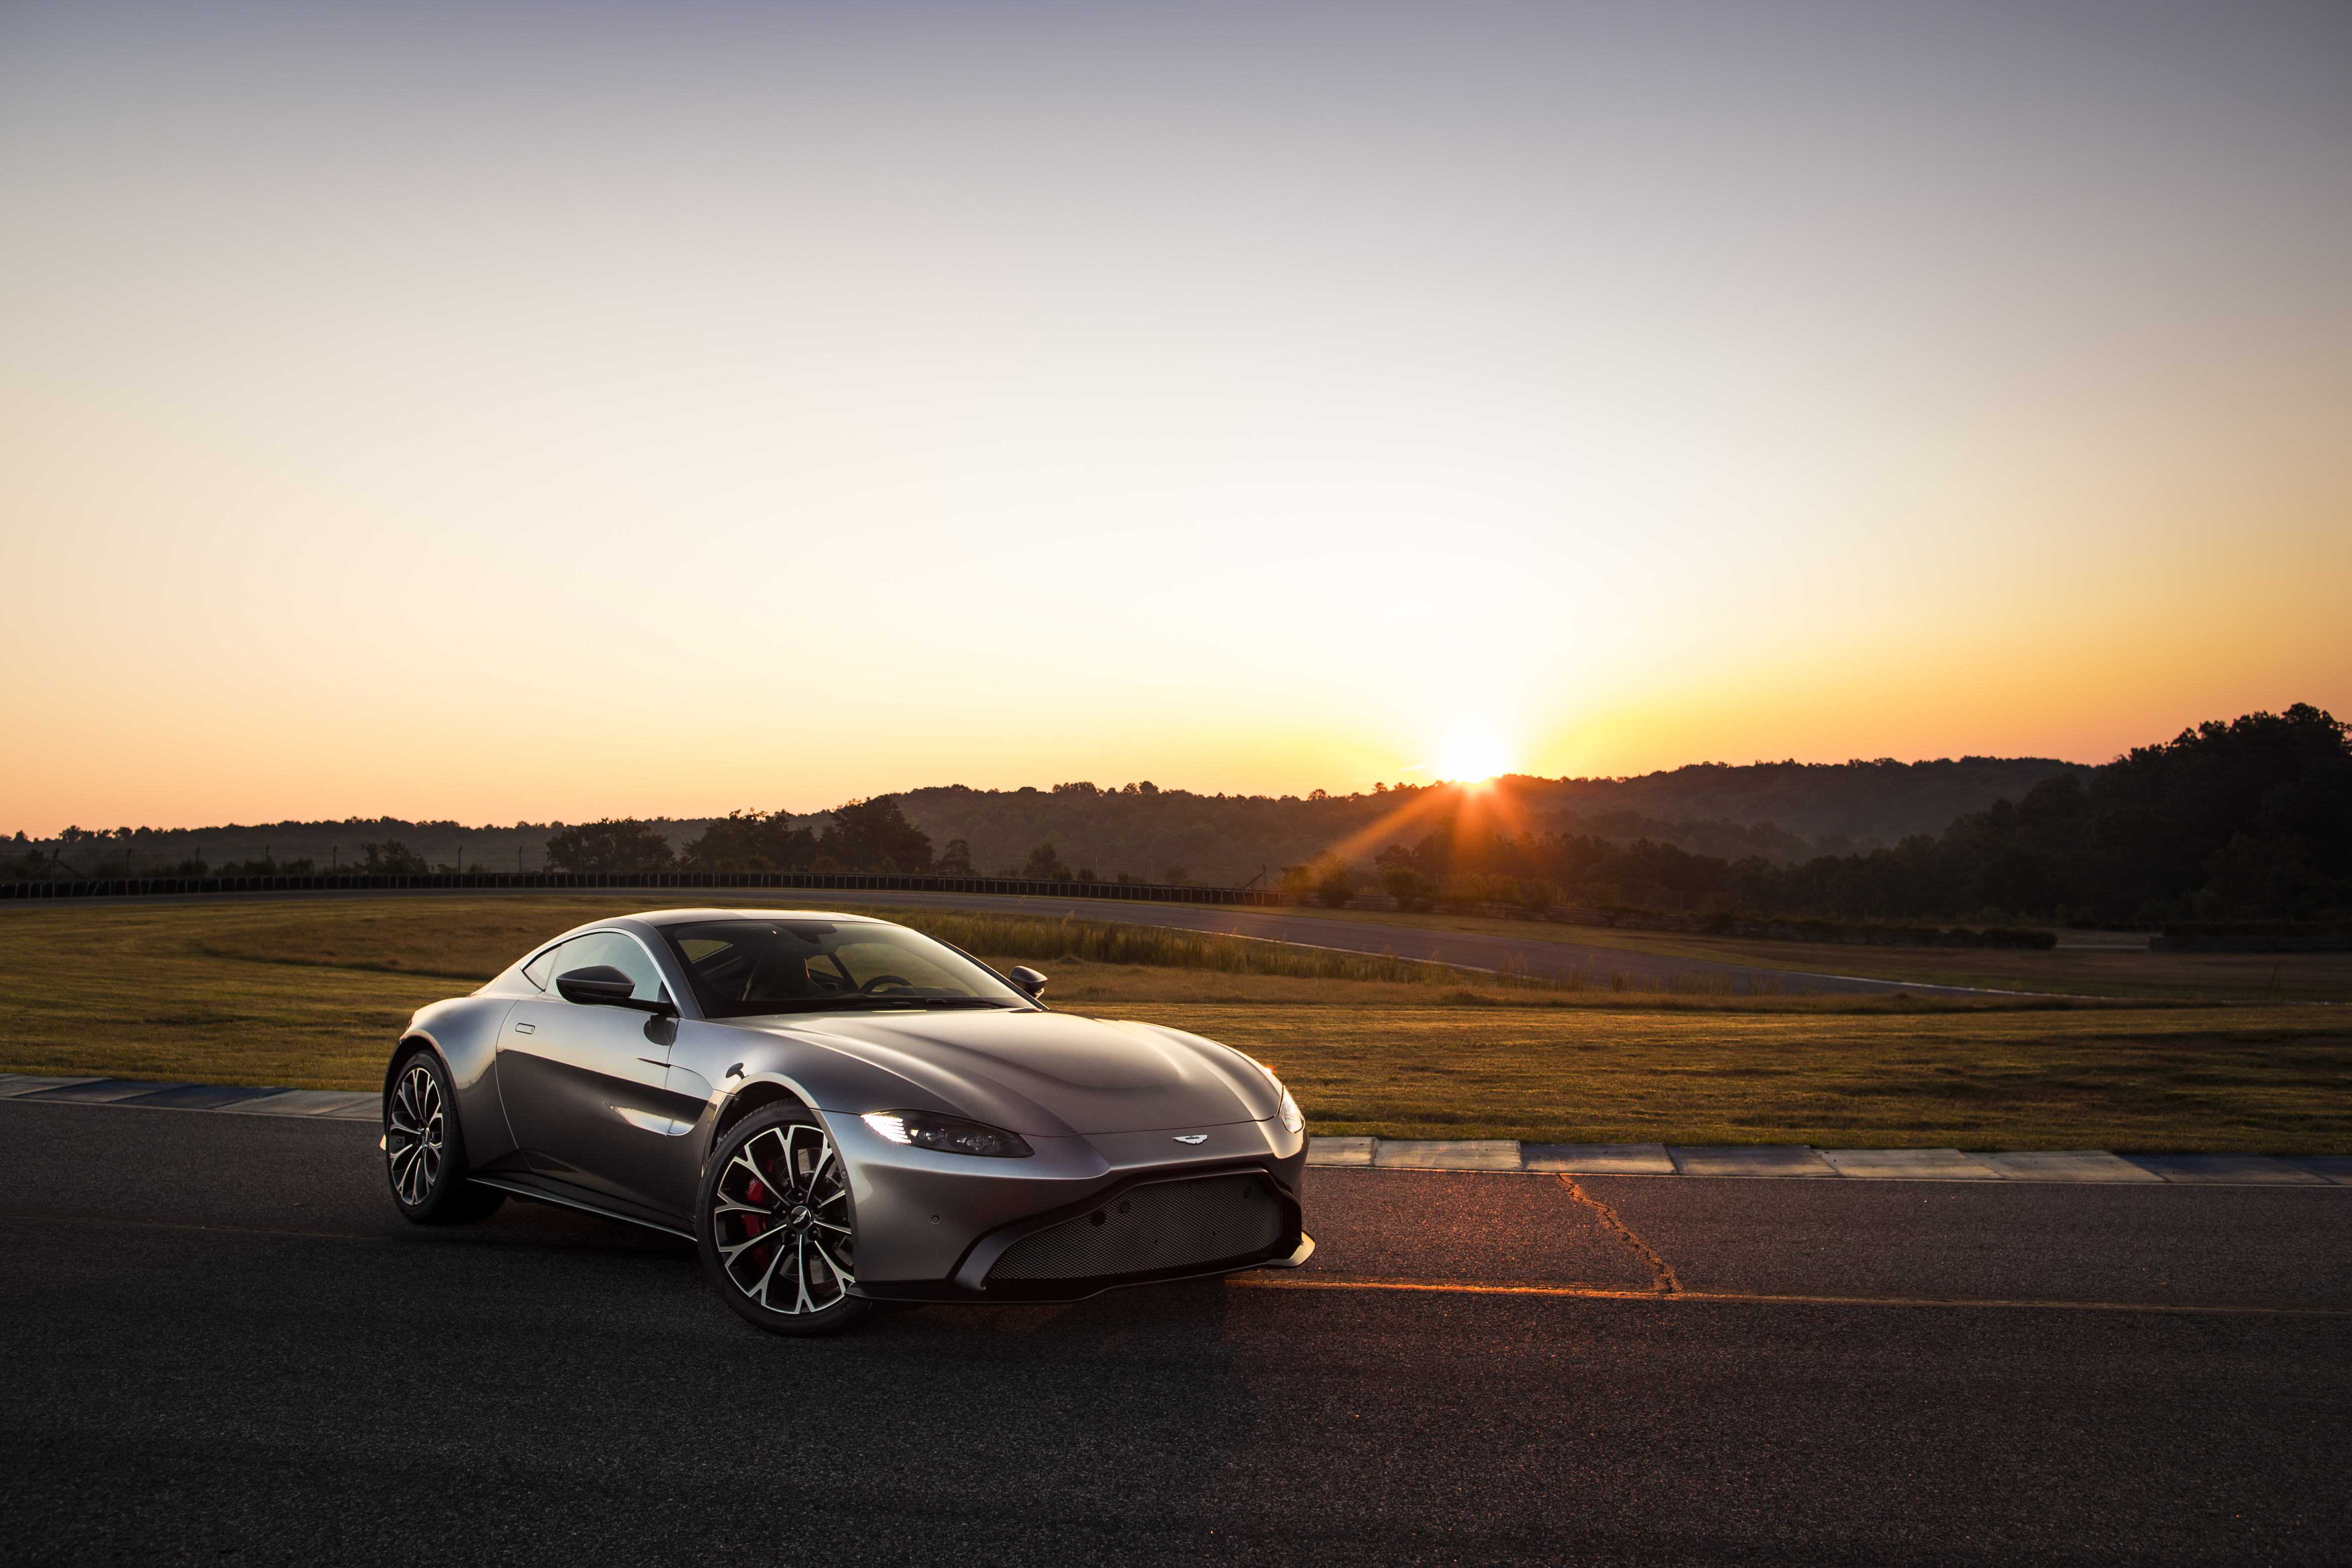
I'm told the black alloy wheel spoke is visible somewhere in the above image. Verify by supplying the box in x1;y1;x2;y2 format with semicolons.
715;1122;853;1315
390;1065;444;1206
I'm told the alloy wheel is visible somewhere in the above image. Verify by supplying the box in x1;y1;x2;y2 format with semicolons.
387;1062;445;1207
711;1121;856;1314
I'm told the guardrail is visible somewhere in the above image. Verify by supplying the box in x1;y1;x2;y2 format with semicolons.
0;869;1284;907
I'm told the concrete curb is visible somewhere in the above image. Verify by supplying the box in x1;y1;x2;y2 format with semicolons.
0;1074;380;1120
1311;1136;2352;1186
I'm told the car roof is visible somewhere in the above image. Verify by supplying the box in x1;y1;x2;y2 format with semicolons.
625;907;889;929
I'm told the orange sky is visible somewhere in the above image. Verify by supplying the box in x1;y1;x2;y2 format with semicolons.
4;1;2347;833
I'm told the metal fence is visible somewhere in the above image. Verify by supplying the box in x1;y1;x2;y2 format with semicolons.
0;869;1285;907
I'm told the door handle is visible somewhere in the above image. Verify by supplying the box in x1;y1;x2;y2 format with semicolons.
513;1022;536;1034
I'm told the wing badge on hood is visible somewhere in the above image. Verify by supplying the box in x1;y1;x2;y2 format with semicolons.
1173;1133;1208;1144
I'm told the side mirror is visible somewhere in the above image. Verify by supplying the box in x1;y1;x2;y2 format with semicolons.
556;966;677;1015
1008;966;1048;999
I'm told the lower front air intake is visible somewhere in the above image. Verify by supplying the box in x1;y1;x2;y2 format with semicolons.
985;1173;1285;1283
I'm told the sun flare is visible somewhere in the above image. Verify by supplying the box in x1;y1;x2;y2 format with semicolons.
1434;739;1513;784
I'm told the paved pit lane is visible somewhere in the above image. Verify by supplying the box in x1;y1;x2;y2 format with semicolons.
2;1100;2346;1566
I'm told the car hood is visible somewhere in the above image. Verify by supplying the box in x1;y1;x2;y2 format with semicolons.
740;1009;1276;1136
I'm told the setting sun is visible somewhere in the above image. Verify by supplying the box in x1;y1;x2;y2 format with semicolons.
1434;740;1514;784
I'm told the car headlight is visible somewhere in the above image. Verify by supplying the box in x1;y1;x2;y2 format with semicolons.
1238;1052;1306;1136
861;1110;1034;1158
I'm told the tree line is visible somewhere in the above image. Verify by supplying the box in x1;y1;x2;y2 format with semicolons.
13;705;2340;925
540;704;2348;927
6;756;2098;887
542;796;1197;886
6;833;447;881
1371;705;2348;926
542;798;940;877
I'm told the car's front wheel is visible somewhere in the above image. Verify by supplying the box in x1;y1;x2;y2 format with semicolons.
697;1105;874;1336
385;1048;505;1225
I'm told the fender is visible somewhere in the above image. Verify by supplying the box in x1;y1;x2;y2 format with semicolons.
674;1014;980;1155
390;995;520;1163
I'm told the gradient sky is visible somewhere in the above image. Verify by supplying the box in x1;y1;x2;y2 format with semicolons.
4;0;2347;832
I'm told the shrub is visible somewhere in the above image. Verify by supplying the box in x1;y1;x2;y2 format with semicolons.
361;840;432;875
1439;873;1522;908
543;820;674;875
819;796;932;872
1381;868;1437;911
680;810;815;871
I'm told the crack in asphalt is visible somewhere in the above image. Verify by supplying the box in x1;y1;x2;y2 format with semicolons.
1557;1174;1683;1294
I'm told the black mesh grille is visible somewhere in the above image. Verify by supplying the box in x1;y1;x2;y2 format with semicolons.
986;1174;1284;1282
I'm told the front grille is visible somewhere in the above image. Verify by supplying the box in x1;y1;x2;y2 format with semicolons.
985;1174;1284;1282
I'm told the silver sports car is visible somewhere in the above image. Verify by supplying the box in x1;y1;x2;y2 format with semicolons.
382;908;1313;1333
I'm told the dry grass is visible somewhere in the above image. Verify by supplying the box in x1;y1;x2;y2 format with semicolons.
0;898;650;1090
1183;902;2352;1001
1080;992;2349;1153
2;899;2344;1152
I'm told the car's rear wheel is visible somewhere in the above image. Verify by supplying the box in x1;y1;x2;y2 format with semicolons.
697;1105;874;1336
385;1048;505;1225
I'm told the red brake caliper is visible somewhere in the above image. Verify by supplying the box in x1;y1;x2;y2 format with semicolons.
743;1175;768;1260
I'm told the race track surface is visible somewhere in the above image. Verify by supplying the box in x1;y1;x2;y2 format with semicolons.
3;1100;2346;1566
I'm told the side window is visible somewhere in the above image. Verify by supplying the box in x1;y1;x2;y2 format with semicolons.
533;932;670;1004
523;941;568;991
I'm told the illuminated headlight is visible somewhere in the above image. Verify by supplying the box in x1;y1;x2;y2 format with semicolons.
1239;1052;1306;1136
861;1110;1034;1158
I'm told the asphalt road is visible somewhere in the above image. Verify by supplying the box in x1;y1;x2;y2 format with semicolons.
4;883;1999;997
4;1101;2345;1565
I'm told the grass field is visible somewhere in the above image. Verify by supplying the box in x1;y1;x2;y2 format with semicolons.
1109;900;2352;1001
1;898;2344;1152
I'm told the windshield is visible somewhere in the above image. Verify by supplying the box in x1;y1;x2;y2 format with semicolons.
658;918;1032;1018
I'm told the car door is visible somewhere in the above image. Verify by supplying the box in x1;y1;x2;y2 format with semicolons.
496;931;707;1217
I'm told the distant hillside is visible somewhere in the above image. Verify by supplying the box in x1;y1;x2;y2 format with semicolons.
2;816;801;879
1513;756;2092;849
888;754;2089;882
17;711;2341;923
1406;706;2349;926
7;755;2087;884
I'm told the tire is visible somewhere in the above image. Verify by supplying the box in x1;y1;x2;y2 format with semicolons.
385;1047;506;1225
697;1104;875;1336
